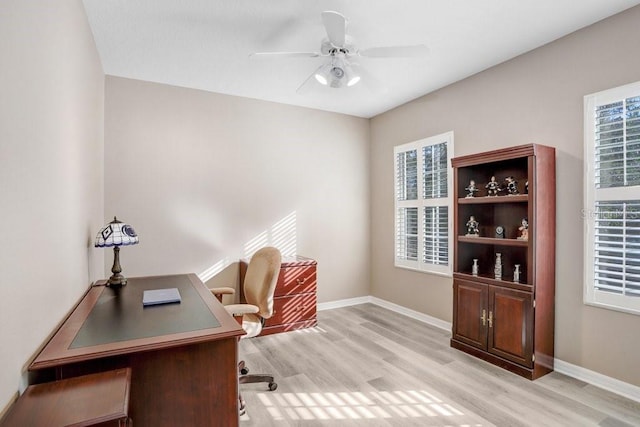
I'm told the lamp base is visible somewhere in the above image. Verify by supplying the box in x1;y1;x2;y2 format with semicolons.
107;246;127;288
107;274;127;287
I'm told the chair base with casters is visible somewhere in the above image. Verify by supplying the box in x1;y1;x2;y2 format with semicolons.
238;360;277;390
237;360;277;415
235;318;278;415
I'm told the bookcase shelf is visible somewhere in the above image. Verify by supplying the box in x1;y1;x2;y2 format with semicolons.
457;236;529;247
457;194;529;205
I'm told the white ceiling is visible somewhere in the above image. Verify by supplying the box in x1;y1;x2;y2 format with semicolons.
82;0;640;118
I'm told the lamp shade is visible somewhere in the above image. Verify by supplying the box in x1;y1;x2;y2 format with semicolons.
95;217;138;287
95;217;139;248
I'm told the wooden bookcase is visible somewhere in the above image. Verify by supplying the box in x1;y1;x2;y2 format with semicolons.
450;144;556;380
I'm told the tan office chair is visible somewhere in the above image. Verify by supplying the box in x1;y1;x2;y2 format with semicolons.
210;246;281;414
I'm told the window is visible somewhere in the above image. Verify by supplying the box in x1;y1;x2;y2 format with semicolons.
584;81;640;315
394;132;453;275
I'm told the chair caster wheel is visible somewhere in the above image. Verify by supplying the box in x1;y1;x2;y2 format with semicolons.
268;382;277;391
240;367;249;375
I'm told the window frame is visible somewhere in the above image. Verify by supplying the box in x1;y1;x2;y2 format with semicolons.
393;131;454;276
584;81;640;315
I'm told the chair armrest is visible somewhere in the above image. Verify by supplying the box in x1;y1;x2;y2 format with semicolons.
210;287;236;295
224;304;259;317
210;287;235;302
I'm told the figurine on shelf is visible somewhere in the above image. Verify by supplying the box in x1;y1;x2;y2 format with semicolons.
525;180;529;194
465;180;479;198
518;218;529;240
466;215;479;236
494;253;502;280
485;176;501;196
505;176;519;195
472;259;479;276
513;264;521;283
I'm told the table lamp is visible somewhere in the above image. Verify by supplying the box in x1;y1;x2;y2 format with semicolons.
95;216;139;287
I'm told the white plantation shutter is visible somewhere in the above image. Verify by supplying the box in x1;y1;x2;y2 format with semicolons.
396;149;418;201
594;97;640;188
593;201;640;297
423;206;448;265
394;132;453;275
585;82;640;314
423;143;448;199
396;207;418;261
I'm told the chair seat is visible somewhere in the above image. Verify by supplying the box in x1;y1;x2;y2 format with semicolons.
242;313;263;339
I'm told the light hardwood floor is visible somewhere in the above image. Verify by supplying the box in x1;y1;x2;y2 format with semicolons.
238;304;640;426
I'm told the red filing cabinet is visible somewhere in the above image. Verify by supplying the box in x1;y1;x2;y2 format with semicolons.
240;256;317;336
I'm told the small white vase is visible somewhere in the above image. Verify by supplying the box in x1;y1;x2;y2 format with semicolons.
494;253;502;280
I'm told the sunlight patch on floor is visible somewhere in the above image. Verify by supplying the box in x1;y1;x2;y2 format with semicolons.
248;389;479;424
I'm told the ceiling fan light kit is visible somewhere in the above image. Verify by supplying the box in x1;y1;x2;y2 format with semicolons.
314;56;360;88
251;10;428;91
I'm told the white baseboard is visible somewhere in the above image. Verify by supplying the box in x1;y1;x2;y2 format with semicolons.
317;296;451;331
317;296;372;311
554;359;640;403
368;296;452;331
318;295;640;403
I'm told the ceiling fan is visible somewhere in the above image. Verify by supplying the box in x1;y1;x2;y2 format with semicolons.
251;11;429;91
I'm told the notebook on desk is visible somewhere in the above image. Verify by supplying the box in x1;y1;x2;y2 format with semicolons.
143;288;182;306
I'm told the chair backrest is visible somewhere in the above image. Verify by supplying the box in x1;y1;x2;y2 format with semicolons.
243;247;281;319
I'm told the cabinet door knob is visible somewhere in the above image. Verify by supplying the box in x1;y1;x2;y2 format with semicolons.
480;309;487;326
488;311;493;328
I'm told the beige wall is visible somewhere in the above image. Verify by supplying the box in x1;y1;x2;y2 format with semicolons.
0;0;104;411
104;76;371;303
370;6;640;386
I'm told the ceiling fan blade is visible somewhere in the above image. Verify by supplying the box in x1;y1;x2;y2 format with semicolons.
321;11;346;48
359;45;430;58
250;52;321;58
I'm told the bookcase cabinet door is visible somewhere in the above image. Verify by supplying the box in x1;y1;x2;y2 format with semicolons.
488;286;533;367
452;280;487;350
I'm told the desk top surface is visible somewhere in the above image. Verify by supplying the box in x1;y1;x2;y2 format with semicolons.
30;274;244;371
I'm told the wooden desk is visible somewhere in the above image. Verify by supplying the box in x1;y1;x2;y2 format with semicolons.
29;274;245;427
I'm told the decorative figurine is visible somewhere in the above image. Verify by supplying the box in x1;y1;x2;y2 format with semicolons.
472;259;479;276
525;180;529;194
494;253;502;280
485;176;501;196
465;180;479;198
495;225;505;238
513;264;521;283
466;215;480;236
518;218;529;241
505;176;519;195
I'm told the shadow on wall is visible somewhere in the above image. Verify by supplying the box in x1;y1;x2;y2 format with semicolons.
199;211;297;298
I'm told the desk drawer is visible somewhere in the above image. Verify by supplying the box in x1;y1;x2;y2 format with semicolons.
275;266;316;297
265;293;317;327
